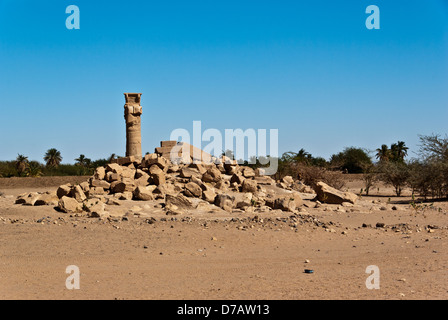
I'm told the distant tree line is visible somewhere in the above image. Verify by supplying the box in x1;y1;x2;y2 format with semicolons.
240;134;448;200
0;148;117;178
2;134;448;200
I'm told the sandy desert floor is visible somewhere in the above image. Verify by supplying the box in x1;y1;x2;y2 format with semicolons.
0;176;447;300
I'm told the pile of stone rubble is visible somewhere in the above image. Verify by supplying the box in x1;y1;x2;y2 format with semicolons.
15;141;358;217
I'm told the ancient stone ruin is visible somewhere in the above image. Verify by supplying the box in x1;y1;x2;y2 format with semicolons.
124;93;143;160
15;92;358;217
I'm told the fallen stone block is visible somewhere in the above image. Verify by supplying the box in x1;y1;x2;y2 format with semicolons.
179;167;201;179
149;165;166;185
106;163;123;174
313;181;358;204
165;194;195;214
134;186;155;201
241;179;258;193
71;185;87;202
241;167;256;178
230;173;245;185
57;184;72;199
90;178;111;190
58;196;82;213
184;182;202;198
202;167;222;183
94;167;106;180
214;194;235;212
34;192;59;206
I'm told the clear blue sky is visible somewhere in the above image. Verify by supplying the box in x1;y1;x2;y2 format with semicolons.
0;0;447;163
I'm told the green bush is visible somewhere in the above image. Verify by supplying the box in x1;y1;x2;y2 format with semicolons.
330;147;372;173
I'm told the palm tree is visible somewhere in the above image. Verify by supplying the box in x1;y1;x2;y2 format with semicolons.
376;145;390;162
395;141;409;161
15;154;29;176
44;148;62;168
282;149;311;164
27;161;43;177
390;141;408;162
75;154;89;167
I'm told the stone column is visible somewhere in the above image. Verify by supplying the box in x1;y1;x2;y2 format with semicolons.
124;93;143;160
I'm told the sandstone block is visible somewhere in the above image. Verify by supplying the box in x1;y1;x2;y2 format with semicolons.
134;186;155;201
242;179;258;193
58;196;82;213
57;184;72;199
313;182;358;204
214;194;235;212
202;167;222;183
184;182;202;198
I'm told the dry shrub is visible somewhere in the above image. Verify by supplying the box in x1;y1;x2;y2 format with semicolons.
296;164;345;190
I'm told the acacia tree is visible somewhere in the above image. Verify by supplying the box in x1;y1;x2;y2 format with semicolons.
44;148;62;168
418;134;448;162
378;161;410;196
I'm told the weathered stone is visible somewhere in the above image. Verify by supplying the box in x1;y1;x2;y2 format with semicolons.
121;167;136;180
83;198;102;212
135;169;147;179
94;167;106;180
184;182;202;198
190;176;204;188
202;188;216;203
294;181;315;194
34;192;59;206
230;174;245;185
16;192;40;206
274;197;296;212
111;181;135;194
313;181;358;204
149;165;165;185
119;192;133;200
216;163;226;174
167;164;180;173
281;176;294;186
146;156;168;170
106;172;120;182
214;194;235;212
90;178;111;190
134;186;154;201
79;181;90;192
224;164;238;175
86;200;108;217
114;156;141;166
165;194;195;214
71;185;87;202
179;167;201;179
88;187;107;197
134;170;150;186
124;93;143;160
241;167;256;178
161;140;178;148
106;163;123;174
236;193;253;209
58;196;82;213
106;198;121;206
242;179;258;193
202;167;222;183
189;163;207;175
57;184;72;199
254;176;275;185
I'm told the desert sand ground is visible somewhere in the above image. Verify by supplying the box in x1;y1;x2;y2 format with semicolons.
0;175;447;300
